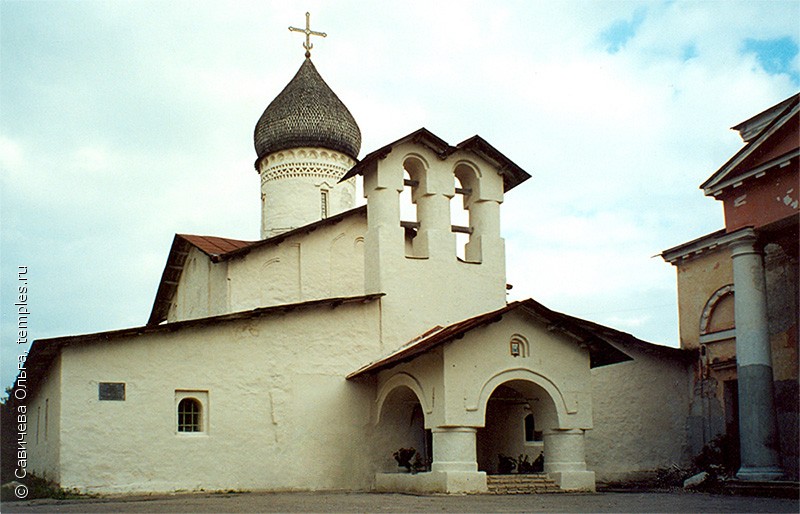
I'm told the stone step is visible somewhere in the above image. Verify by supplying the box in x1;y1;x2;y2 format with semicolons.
488;475;553;482
486;474;563;494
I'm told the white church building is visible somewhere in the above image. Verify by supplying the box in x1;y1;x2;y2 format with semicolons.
21;32;695;494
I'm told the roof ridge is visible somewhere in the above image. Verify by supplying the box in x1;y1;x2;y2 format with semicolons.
340;128;531;192
701;96;799;194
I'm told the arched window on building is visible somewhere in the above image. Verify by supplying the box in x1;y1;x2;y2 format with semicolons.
320;189;329;219
178;397;202;433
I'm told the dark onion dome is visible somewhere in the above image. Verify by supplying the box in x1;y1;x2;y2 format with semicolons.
254;58;361;163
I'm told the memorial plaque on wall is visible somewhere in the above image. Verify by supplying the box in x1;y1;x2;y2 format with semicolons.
99;382;126;401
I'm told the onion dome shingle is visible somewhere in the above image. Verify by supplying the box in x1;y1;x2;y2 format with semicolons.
254;58;361;162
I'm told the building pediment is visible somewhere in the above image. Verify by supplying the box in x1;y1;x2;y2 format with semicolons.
701;94;799;197
347;298;635;379
147;206;368;325
341;128;531;193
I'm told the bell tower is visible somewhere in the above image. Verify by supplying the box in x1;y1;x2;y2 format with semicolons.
253;13;361;239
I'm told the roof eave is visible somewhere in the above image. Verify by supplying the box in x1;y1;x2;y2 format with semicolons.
348;298;636;379
147;235;192;325
456;135;531;192
340;129;532;192
28;293;385;401
221;205;367;260
340;128;449;183
732;95;798;142
515;300;633;368
147;234;256;325
660;228;729;264
55;293;385;348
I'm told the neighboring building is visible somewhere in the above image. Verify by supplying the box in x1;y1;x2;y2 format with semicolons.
19;40;696;494
662;94;799;480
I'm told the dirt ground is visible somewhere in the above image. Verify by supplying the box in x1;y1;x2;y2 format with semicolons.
2;490;799;513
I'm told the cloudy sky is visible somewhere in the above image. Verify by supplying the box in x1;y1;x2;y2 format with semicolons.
1;0;798;389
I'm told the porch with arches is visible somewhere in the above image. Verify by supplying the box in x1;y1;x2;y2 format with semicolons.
348;299;631;494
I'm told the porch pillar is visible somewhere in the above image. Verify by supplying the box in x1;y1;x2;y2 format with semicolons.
430;427;487;493
543;428;596;491
729;229;783;481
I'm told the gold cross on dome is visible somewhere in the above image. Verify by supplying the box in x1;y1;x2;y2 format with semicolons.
289;12;327;58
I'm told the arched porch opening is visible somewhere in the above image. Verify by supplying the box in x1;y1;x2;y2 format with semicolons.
375;385;431;473
477;379;558;475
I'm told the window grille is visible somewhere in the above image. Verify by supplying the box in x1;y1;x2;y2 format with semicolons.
178;398;202;432
321;190;329;218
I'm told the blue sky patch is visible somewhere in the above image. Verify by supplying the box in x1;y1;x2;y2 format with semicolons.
743;36;800;84
601;7;648;53
681;43;698;61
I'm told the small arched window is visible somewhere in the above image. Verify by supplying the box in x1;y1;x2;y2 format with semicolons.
320;189;329;218
177;398;202;433
510;334;529;358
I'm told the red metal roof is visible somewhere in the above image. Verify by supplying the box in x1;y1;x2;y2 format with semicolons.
147;206;368;325
178;234;254;257
147;233;257;326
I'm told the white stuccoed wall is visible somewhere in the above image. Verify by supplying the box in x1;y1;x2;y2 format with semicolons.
40;301;382;493
586;344;692;483
168;212;367;324
363;141;508;350
24;127;695;493
373;310;597;492
169;248;229;322
26;354;62;484
439;311;593;430
258;147;357;239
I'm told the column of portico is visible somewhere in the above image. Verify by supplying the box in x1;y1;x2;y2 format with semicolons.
542;428;596;491
429;427;487;493
729;229;783;480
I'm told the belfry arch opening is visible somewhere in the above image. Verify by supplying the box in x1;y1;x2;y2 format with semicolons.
400;169;418;225
452;174;470;261
477;379;557;474
400;157;425;258
375;385;432;473
453;162;480;263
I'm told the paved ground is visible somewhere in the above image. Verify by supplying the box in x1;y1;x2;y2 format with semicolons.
3;490;799;513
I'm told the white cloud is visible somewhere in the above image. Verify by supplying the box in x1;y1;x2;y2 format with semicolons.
0;136;24;174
